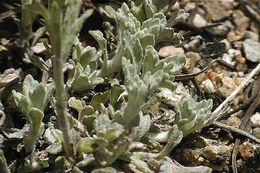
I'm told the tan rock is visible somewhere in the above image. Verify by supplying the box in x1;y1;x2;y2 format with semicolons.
159;45;184;58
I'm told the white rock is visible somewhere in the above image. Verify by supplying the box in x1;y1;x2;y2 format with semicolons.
192;14;207;28
222;53;235;65
184;2;196;11
228;48;241;57
31;42;46;54
201;79;215;94
250;112;260;128
159;46;184;58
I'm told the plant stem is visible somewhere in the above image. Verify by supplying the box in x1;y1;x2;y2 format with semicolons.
155;126;182;160
52;48;74;157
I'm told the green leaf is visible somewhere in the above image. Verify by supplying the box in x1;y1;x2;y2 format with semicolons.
89;30;107;50
13;75;53;115
76;154;95;168
175;95;213;137
79;46;99;69
24;108;44;153
104;5;117;19
94;114;125;141
69;64;104;91
133;114;151;140
77;137;95;154
92;167;117;173
62;6;94;60
68;97;86;112
72;166;84;173
12;91;31;116
28;85;46;110
90;91;110;111
50;128;64;143
110;84;124;107
22;75;39;98
46;143;63;155
82;113;97;132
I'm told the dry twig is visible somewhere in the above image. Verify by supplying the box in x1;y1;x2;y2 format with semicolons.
213;63;260;120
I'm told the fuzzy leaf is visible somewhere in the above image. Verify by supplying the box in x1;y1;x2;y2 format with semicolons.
77;137;95;154
24;108;44;153
68;97;86;112
92;167;117;173
68;64;104;91
13;75;53;116
12;91;31;116
89;30;107;50
110;84;124;107
90;91;110;111
175;95;213;136
94;114;125;142
62;8;93;60
133;114;151;140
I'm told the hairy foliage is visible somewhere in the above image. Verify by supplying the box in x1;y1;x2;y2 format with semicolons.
2;1;214;172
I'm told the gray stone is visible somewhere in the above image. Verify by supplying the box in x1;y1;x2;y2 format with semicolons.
244;31;259;41
226;116;241;128
192;14;207;28
252;127;260;139
250;112;260;128
243;39;260;62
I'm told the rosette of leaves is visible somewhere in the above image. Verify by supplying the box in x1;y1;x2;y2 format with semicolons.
121;45;185;128
96;3;169;77
67;44;104;91
151;86;213;142
12;75;53;153
175;94;214;137
67;2;186;92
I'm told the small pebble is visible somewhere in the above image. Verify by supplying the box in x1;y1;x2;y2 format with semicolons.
188;36;203;52
201;79;215;94
192;14;207;28
221;76;236;90
219;0;234;10
233;10;250;33
226;116;241;128
185;52;201;65
243;39;260;62
227;31;243;42
228;48;241;57
159;46;184;58
222;53;235;65
235;56;246;64
184;2;196;11
244;31;259;41
207;71;217;81
220;39;231;50
238;142;255;159
250;112;260;128
252;127;260;139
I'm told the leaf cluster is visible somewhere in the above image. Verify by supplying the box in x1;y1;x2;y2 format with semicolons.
0;1;214;172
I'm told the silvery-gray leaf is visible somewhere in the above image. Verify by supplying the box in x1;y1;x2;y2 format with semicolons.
92;167;117;173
